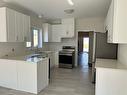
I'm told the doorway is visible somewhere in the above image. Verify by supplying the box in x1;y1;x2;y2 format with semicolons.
78;32;89;67
83;37;89;52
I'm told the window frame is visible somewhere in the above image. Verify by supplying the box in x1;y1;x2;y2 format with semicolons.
32;27;39;48
26;26;42;49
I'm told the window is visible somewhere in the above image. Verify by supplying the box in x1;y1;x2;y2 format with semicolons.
26;27;42;48
33;29;39;47
83;37;89;52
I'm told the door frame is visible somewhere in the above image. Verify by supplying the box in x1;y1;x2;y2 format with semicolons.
78;32;89;53
77;31;95;67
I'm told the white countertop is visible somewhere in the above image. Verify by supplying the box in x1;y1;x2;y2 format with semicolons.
95;58;127;70
0;50;57;63
0;54;48;63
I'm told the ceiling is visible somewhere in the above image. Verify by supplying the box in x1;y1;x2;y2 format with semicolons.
3;0;111;19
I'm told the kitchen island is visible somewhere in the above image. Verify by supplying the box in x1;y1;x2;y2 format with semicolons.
0;55;49;94
95;58;127;95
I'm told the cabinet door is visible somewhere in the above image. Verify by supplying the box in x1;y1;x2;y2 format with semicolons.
43;23;48;42
23;14;31;42
106;0;114;43
6;8;16;42
114;0;127;43
51;25;62;42
17;62;37;93
67;23;74;37
15;12;24;42
0;7;7;42
62;18;75;38
0;60;17;89
48;24;52;42
43;23;52;42
37;59;49;92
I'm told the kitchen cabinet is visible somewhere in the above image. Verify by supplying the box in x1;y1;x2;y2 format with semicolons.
43;23;52;42
43;18;75;42
95;59;127;95
51;25;62;42
0;7;30;42
17;59;49;94
0;7;16;42
105;0;127;43
0;57;49;94
46;51;59;68
15;11;24;42
17;61;37;93
53;52;59;66
23;14;31;42
61;18;75;38
0;60;17;89
37;59;49;92
6;8;16;42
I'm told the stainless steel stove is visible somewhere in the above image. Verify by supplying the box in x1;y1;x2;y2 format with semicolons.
59;46;75;69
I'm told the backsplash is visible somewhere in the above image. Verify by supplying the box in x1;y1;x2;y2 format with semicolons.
0;42;26;57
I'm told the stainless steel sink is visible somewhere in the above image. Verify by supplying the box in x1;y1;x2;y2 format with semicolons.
28;53;48;59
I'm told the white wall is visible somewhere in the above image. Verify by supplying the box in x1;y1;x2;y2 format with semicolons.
118;44;127;65
76;17;105;32
0;43;26;57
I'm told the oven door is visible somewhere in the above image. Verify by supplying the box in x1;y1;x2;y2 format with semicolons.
59;53;74;68
59;53;73;64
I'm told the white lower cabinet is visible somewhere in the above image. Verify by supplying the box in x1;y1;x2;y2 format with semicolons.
0;58;49;94
37;60;49;92
0;60;17;89
96;68;127;95
17;61;37;93
17;59;49;94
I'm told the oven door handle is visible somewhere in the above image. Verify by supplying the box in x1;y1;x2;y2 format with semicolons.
59;54;72;56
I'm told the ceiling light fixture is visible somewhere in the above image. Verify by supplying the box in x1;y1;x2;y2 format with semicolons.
64;9;74;14
67;0;74;6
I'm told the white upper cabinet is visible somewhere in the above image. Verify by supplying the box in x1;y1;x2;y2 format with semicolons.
51;25;62;42
43;23;52;42
23;14;31;42
61;18;75;38
0;7;15;42
15;11;24;42
6;8;16;42
105;0;127;43
43;18;75;43
0;7;30;42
